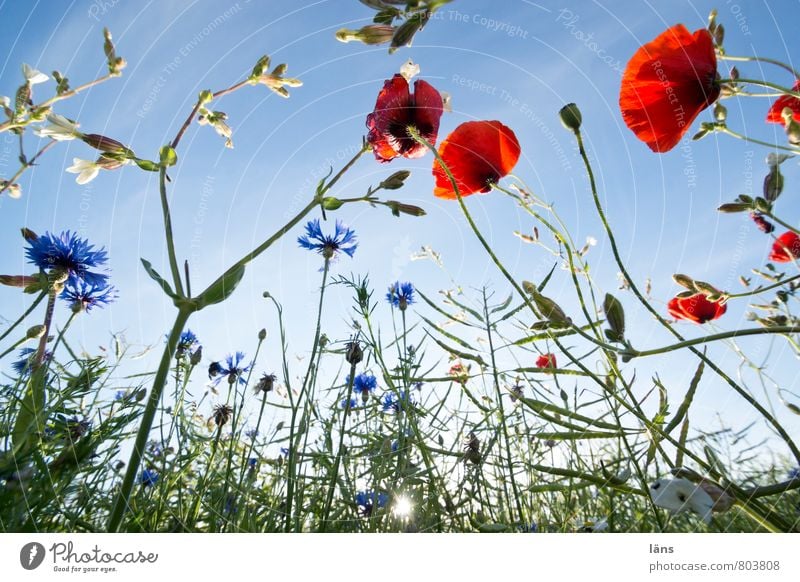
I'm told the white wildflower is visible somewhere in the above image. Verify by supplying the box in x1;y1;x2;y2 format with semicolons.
650;478;715;524
22;63;48;85
35;113;81;141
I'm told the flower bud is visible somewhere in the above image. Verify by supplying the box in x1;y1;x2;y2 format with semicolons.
523;282;571;326
713;102;727;122
336;24;395;45
672;273;695;290
559;103;582;131
346;341;363;365
782;107;800;145
21;227;38;242
763;165;784;202
717;203;750;213
26;324;45;339
693;280;722;298
603;293;625;340
190;346;202;366
386;201;426;217
380;170;411;190
322;197;344;210
82;133;131;155
258;328;267;341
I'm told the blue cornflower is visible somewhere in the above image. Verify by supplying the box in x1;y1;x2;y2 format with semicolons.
25;230;109;287
139;469;159;487
247;457;258;469
177;329;199;352
297;219;357;260
114;390;127;401
245;428;259;440
351;372;377;395
381;390;414;413
386;281;415;310
280;447;290;458
60;279;116;312
789;467;800;480
210;352;252;386
519;522;538;533
341;396;358;409
11;347;51;377
355;490;389;517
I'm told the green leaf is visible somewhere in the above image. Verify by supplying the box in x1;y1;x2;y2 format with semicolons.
664;361;703;435
140;258;178;300
195;263;246;310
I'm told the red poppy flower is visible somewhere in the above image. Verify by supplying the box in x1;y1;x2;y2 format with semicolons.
432;120;520;199
536;353;557;369
366;74;443;162
766;80;800;124
667;293;726;324
620;24;720;153
769;231;800;262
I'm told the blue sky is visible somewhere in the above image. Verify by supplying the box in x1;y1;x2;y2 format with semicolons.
1;1;799;455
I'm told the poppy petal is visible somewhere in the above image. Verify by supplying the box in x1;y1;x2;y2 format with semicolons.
668;293;726;324
769;231;800;262
766;81;800;124
433;120;521;199
366;75;443;162
620;25;719;152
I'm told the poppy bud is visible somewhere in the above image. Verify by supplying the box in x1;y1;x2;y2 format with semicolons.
380;170;411;190
531;289;571;326
713;102;727;122
672;273;696;290
190;346;202;366
558;103;582;132
763;166;784;202
258;328;267;341
717;202;750;213
782;107;800;145
693;280;722;298
603;293;625;340
386;200;426;217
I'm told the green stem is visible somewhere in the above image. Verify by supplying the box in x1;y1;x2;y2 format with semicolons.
285;259;330;531
320;360;357;531
0;290;46;344
725;273;800;299
720;77;800;97
719;126;800;153
764;211;800;237
624;326;800;359
106;307;192;532
570;125;800;464
158;166;184;297
719;54;800;80
0;141;57;197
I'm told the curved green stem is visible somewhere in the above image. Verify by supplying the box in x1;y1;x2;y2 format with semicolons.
764;211;800;237
569;124;800;464
0;290;47;344
726;273;800;299
624;326;800;359
720;78;800;97
719;55;800;80
719;126;800;153
158;166;184;297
